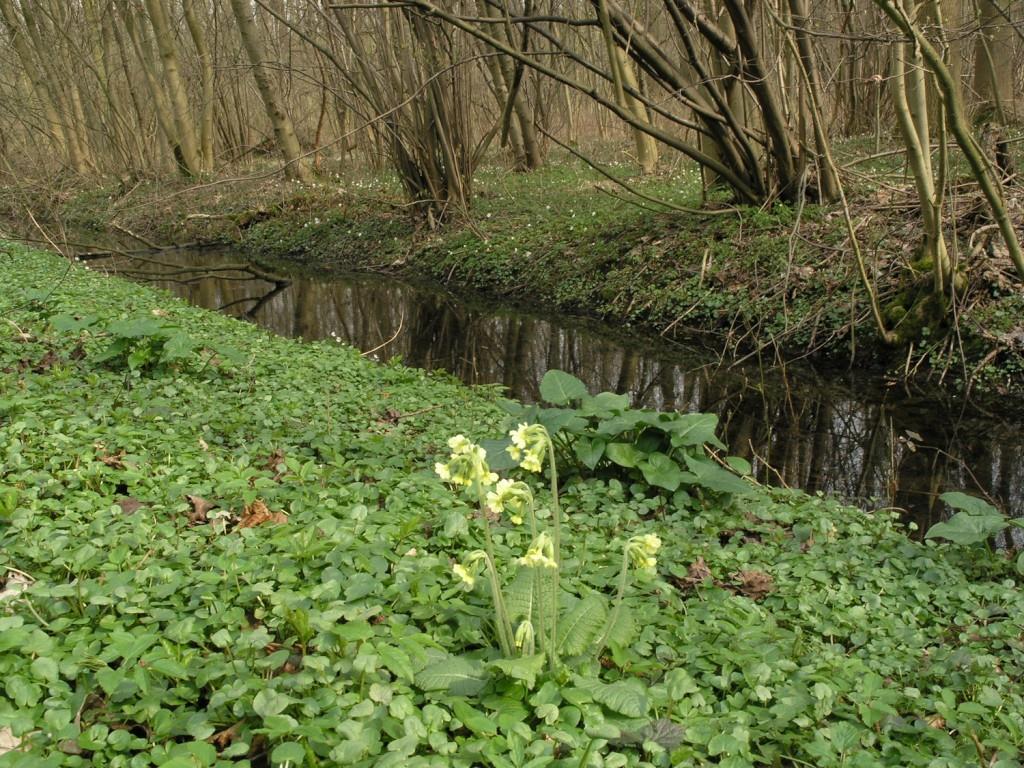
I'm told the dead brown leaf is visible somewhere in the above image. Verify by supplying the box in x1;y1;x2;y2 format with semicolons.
236;499;288;529
733;570;774;600
117;497;143;516
262;448;287;480
186;495;217;525
0;727;21;756
210;720;244;748
100;450;126;469
672;557;713;593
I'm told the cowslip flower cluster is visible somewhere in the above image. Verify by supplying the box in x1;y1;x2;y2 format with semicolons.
507;423;549;473
626;533;662;571
486;479;533;525
452;550;487;590
435;435;498;488
517;531;558;569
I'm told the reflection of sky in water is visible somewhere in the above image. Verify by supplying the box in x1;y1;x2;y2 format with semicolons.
100;251;1024;533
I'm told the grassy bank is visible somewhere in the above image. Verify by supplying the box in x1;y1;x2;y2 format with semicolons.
2;243;1024;766
13;158;1024;397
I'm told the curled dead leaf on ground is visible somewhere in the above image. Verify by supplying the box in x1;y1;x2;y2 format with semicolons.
236;499;288;529
99;450;127;469
186;495;217;524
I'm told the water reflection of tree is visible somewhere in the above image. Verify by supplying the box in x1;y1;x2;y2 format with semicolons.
114;251;1023;526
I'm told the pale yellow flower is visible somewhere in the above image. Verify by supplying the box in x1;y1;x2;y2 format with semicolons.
453;563;476;588
507;423;549;474
486;479;533;525
626;533;662;571
435;436;497;489
517;531;558;569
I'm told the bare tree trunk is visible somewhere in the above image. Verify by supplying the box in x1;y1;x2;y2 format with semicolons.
973;0;1018;125
143;0;203;175
117;0;184;173
892;35;951;296
614;47;659;173
229;0;311;182
0;0;70;166
182;0;215;171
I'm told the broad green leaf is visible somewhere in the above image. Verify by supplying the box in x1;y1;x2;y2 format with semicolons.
573;437;606;470
51;313;97;332
106;317;165;338
595;412;646;437
603;603;636;647
452;700;498;736
593;680;650;717
481;438;518;471
0;486;16;520
253;689;292;718
557;594;607;656
377;645;415;683
726;456;752;476
415;655;488;696
489;654;546;688
665;413;721;447
30;657;59;683
536;407;587;434
271;741;306;765
606;442;643;468
539;370;588;405
925;510;1006;545
940;492;999;516
639;452;684;491
161;333;197;361
579;391;629;416
684;455;750;495
505;567;536;623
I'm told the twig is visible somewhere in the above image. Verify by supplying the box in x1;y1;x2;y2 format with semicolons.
361;309;405;357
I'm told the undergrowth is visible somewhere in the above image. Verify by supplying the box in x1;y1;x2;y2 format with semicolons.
1;244;1023;767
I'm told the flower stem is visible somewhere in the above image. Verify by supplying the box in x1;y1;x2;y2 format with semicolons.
596;547;632;655
545;429;561;669
482;551;515;656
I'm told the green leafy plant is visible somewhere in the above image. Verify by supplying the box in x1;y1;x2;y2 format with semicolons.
92;316;200;374
487;369;752;500
436;424;659;675
926;491;1024;572
51;313;242;376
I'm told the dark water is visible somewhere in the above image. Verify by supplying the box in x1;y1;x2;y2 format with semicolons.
95;250;1022;534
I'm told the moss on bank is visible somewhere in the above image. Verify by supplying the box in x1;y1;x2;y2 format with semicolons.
24;160;1024;397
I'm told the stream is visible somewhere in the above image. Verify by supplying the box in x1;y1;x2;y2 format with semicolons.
96;249;1022;534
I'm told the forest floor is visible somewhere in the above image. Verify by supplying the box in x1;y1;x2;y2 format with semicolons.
2;243;1023;766
3;148;1024;399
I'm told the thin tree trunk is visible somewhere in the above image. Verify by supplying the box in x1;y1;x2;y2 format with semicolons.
182;0;215;171
144;0;203;175
229;0;311;182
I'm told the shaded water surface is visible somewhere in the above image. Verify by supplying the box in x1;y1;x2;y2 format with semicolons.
100;250;1022;532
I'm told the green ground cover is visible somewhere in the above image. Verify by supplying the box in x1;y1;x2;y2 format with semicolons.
1;244;1023;767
